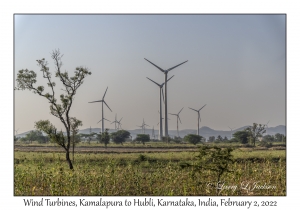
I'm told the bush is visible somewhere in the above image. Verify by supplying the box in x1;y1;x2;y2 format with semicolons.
135;134;150;145
259;141;273;148
184;134;203;145
110;130;131;145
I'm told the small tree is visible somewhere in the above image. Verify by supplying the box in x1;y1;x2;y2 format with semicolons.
16;49;91;169
70;117;82;162
111;130;130;145
135;134;150;145
233;130;249;144
245;123;266;146
97;128;110;147
184;134;203;145
25;130;44;143
195;146;234;194
216;135;223;142
263;134;275;142
208;136;215;143
275;133;285;142
80;132;96;144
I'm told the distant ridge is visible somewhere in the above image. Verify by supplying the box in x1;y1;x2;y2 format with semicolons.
17;125;286;139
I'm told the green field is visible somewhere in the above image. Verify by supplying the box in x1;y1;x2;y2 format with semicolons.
14;148;286;196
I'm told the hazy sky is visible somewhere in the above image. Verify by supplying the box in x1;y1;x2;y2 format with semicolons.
14;14;286;133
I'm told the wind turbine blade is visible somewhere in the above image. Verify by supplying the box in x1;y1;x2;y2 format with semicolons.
146;77;161;86
199;104;206;111
167;60;188;72
111;121;116;124
161;88;165;104
103;87;108;99
178;107;184;114
157;122;160;126
189;107;198;112
144;58;165;73
89;100;103;103
178;116;182;124
97;120;101;124
104;101;112;112
119;117;123;123
104;118;111;122
169;113;177;116
167;75;175;82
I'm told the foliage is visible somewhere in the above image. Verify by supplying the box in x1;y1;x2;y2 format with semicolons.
110;130;131;145
184;134;203;145
171;136;183;143
80;132;97;144
195;146;235;193
263;134;275;142
135;134;150;145
14;150;285;196
161;136;172;143
275;133;285;142
258;140;273;148
16;49;91;169
97;129;110;147
216;135;223;142
22;130;49;144
245;123;266;146
233;130;249;144
207;136;215;142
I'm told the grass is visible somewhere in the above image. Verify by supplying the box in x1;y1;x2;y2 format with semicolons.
14;149;286;196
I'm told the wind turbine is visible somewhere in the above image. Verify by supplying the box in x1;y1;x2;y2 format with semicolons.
89;87;112;133
228;126;235;139
151;126;156;140
146;75;174;140
14;128;19;136
169;107;184;138
142;118;150;134
117;117;123;130
136;125;144;134
189;104;206;135
265;120;270;135
111;114;118;130
144;58;188;137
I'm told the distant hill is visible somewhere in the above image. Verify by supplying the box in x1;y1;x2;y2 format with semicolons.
17;125;286;140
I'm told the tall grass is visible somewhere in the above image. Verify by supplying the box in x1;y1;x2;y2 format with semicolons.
14;151;286;196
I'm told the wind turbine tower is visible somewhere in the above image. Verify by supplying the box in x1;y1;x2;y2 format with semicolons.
15;128;19;136
169;107;184;138
146;75;174;140
142;118;150;134
117;117;123;130
189;104;206;135
89;87;112;133
265;120;270;135
111;114;118;130
228;126;235;139
144;58;188;137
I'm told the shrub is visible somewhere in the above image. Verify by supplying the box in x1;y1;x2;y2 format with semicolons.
184;134;203;145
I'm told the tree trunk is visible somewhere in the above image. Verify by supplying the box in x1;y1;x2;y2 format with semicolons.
66;150;73;170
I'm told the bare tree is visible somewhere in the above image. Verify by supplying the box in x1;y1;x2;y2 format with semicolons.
16;49;91;169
